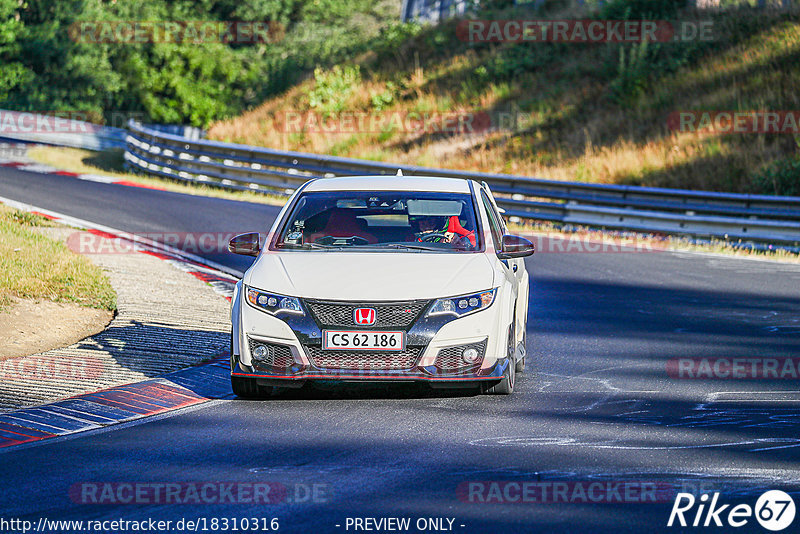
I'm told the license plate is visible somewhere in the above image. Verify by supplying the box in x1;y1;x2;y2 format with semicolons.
322;331;405;351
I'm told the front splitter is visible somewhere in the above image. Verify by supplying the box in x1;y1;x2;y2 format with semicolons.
231;359;509;383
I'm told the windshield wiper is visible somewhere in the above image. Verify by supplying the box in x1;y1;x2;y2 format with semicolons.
277;242;339;250
382;243;444;252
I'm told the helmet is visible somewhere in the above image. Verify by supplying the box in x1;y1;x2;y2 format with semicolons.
410;215;448;233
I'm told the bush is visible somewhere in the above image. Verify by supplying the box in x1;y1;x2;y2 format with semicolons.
609;40;652;104
308;65;362;113
752;155;800;196
370;82;397;111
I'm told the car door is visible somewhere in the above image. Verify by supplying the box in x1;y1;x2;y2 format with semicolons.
480;187;528;347
479;188;518;331
480;187;525;287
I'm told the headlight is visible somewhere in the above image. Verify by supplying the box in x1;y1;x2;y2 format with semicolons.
426;289;496;318
246;287;304;316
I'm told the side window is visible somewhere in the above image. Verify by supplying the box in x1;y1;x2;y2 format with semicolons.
480;191;503;251
497;204;508;234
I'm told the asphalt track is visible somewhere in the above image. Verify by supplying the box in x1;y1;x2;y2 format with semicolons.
1;166;800;533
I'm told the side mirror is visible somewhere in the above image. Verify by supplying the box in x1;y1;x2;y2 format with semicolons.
228;232;261;257
497;234;535;259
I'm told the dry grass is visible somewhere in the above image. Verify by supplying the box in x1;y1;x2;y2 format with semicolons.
0;205;116;311
208;9;800;194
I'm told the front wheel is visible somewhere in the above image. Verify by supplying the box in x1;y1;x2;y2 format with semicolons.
230;331;272;399
486;325;516;395
515;330;527;373
486;358;515;395
231;376;272;399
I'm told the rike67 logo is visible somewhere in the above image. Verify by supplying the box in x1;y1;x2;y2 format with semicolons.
668;490;796;531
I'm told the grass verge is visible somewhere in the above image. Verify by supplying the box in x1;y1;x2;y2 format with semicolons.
0;205;116;312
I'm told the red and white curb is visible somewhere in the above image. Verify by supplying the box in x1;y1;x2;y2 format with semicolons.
0;356;232;450
0;195;243;448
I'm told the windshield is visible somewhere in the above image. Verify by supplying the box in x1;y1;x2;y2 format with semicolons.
273;191;482;252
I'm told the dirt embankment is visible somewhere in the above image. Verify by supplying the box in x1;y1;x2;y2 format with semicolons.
0;298;113;360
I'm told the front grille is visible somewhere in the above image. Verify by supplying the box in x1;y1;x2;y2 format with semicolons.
305;300;429;329
248;338;295;371
435;339;487;374
304;345;422;370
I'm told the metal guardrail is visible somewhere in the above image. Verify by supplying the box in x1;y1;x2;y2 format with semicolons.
124;120;800;246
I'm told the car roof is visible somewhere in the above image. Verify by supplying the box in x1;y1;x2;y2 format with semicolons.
303;175;473;194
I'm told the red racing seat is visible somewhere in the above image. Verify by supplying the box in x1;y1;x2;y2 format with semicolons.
307;209;378;244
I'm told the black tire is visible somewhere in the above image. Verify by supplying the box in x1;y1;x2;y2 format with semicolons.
231;376;271;399
486;324;516;395
515;330;527;374
230;330;272;399
486;357;515;395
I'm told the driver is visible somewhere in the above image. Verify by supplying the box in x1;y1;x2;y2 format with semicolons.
410;215;453;243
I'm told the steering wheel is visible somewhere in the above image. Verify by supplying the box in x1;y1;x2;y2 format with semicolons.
451;233;475;249
419;232;451;243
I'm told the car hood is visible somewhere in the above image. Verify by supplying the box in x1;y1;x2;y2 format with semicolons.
244;252;495;301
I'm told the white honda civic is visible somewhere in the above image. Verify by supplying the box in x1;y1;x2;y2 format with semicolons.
227;175;533;397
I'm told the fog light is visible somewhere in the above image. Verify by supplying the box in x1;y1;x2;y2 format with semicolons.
253;345;269;360
462;348;479;364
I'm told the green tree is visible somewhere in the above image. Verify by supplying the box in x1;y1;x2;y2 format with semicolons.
0;0;31;103
10;0;120;113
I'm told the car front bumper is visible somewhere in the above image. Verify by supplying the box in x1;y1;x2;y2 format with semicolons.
231;283;511;386
231;355;509;384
